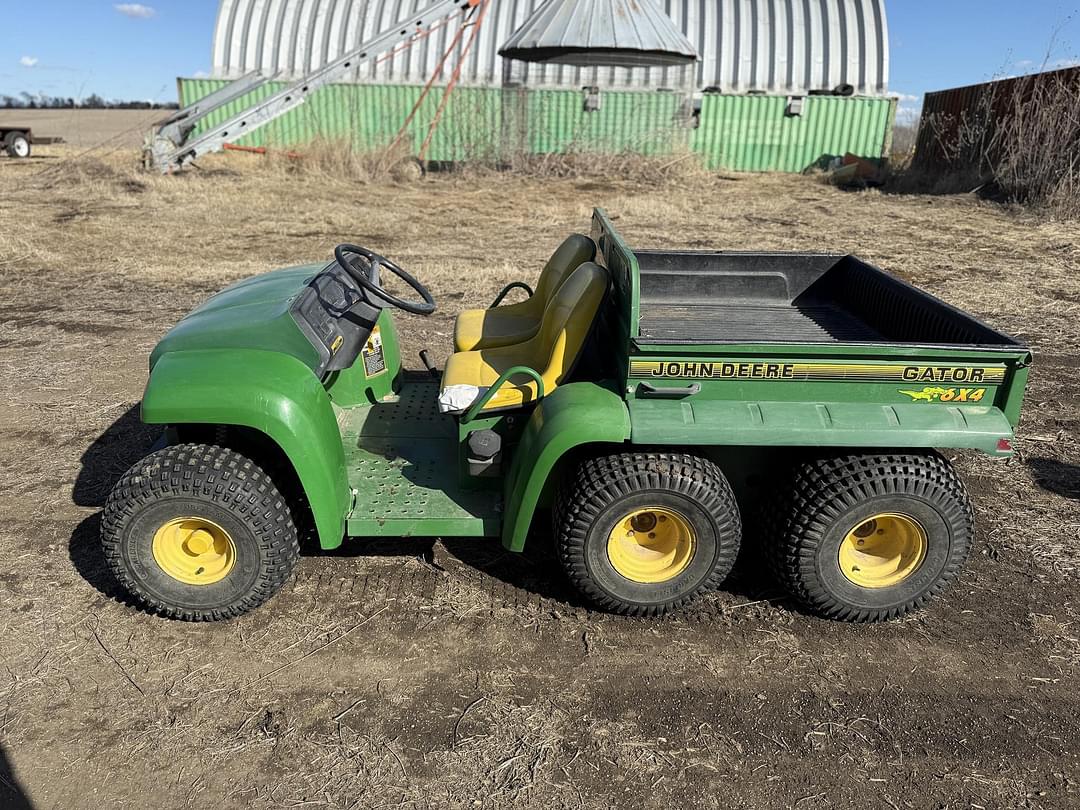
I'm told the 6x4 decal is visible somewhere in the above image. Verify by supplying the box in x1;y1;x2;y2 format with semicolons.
899;386;987;403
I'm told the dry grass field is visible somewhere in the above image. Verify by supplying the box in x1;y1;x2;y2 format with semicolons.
1;140;1079;809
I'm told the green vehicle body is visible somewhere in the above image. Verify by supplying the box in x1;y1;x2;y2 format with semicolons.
140;210;1030;552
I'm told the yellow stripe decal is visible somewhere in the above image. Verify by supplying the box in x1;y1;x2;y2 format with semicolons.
629;360;1006;384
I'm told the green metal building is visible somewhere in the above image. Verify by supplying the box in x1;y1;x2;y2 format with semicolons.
186;0;896;171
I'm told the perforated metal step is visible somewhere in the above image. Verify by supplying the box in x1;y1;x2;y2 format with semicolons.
337;381;501;538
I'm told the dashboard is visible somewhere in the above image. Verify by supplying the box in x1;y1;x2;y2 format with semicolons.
289;262;382;378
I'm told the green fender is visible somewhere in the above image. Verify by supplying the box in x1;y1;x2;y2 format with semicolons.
502;382;631;551
141;349;350;549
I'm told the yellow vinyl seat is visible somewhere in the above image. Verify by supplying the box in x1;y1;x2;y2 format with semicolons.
439;262;607;414
453;233;596;352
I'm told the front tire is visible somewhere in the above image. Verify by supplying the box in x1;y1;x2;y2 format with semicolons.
556;452;742;616
765;452;973;622
102;443;300;621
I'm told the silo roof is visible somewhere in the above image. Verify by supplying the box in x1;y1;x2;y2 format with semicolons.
498;0;697;68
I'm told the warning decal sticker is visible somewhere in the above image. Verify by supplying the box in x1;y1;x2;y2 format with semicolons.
362;325;387;377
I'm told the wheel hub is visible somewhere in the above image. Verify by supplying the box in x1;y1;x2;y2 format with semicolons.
838;512;927;588
607;507;696;584
152;517;236;586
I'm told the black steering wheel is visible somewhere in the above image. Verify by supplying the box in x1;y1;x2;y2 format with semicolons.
335;244;436;315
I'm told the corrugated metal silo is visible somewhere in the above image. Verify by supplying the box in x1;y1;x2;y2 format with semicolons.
186;0;896;171
210;0;889;95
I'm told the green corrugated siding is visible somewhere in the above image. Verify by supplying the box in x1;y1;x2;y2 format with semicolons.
177;78;895;172
178;78;502;162
691;94;897;172
524;89;688;155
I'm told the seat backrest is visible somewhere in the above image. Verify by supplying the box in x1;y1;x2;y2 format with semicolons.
533;233;597;304
520;261;608;392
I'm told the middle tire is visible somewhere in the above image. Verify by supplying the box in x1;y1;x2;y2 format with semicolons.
556;452;742;615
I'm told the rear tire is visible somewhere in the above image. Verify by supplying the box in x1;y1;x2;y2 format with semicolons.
4;131;30;158
102;443;300;621
765;452;973;622
556;452;742;616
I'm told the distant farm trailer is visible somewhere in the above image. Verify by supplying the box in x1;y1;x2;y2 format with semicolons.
1;127;33;158
177;77;897;172
912;66;1080;172
0;125;66;157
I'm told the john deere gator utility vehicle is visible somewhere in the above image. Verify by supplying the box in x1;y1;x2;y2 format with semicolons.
102;209;1031;622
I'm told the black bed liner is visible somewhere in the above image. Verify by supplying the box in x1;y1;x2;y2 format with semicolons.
640;301;883;343
634;250;1021;348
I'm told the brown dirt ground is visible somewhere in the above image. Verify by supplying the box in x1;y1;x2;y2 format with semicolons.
1;145;1079;810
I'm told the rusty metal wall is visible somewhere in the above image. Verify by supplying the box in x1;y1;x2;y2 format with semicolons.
912;66;1080;171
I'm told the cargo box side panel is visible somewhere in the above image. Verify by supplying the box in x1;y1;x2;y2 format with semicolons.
805;257;1022;347
624;350;1030;454
628;397;1017;455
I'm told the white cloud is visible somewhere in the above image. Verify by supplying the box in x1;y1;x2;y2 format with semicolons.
19;56;38;68
114;3;156;18
891;92;922;126
896;105;921;125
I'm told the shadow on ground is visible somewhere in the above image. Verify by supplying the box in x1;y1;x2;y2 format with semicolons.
0;744;34;810
1027;456;1080;501
69;512;126;604
72;404;158;509
69;404;159;606
311;529;594;609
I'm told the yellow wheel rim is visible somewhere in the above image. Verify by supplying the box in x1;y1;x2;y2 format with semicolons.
606;507;696;584
838;512;927;589
152;517;236;586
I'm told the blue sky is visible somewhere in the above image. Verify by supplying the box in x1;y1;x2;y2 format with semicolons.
889;1;1079;121
2;0;1078;116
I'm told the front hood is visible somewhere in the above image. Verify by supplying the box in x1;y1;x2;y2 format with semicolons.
150;263;328;371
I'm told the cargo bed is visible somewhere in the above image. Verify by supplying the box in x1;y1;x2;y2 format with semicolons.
589;209;1032;455
634;250;1020;349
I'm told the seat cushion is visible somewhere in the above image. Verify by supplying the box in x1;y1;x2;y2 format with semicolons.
452;233;596;353
439;348;540;413
453;304;540;353
439;261;608;415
